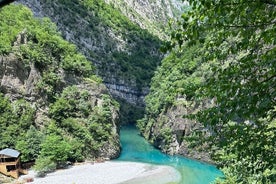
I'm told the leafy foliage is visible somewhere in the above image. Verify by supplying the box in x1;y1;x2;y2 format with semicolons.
169;0;276;122
144;45;203;117
39;132;72;166
33;157;57;177
49;86;119;158
0;4;95;103
49;86;92;121
0;4;119;174
214;117;276;183
0;5;33;54
35;0;163;90
0;95;35;149
142;0;276;183
16;126;44;162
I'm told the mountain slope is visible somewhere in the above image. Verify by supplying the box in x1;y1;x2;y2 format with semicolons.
137;45;214;162
17;0;166;107
0;4;120;174
139;0;276;182
104;0;184;39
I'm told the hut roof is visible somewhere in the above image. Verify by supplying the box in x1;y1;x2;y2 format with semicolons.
0;148;20;158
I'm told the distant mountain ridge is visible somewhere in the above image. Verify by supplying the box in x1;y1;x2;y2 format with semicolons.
104;0;184;39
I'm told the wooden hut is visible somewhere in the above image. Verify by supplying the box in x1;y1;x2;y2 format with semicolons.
0;148;23;178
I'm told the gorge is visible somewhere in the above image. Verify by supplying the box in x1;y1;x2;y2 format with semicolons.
14;0;208;162
0;0;275;183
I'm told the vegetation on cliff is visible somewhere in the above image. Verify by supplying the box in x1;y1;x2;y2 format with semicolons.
20;0;163;98
140;0;275;183
138;44;214;161
0;4;119;175
104;0;185;40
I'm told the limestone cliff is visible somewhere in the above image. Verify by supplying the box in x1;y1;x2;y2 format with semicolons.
16;0;162;106
0;5;120;161
16;0;184;107
104;0;184;39
141;99;213;163
137;46;214;163
0;39;120;159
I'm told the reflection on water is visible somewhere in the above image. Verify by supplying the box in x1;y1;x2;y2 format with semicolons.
116;125;223;184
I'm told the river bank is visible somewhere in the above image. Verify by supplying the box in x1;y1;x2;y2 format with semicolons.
19;161;181;184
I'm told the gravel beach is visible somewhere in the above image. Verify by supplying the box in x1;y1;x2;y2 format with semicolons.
20;161;181;184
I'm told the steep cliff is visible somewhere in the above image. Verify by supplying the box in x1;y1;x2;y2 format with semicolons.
11;0;210;163
17;0;168;106
138;46;214;163
139;99;213;163
0;4;120;168
104;0;184;39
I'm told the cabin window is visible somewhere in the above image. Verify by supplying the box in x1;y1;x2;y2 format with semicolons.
4;157;17;162
6;165;16;172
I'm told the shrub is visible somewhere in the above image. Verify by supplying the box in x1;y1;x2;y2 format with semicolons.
33;157;57;177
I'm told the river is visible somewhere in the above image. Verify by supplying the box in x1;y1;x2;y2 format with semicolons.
116;125;223;184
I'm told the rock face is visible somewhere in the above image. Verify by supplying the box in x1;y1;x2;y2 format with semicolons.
0;30;120;159
104;0;184;39
0;32;42;103
141;98;213;163
105;82;149;105
16;0;184;106
0;53;120;159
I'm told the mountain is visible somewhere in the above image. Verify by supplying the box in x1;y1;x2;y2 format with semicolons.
0;4;120;175
104;0;184;39
16;0;179;106
0;0;186;177
15;0;184;125
137;45;214;163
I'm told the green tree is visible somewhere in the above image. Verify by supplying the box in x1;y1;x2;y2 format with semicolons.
33;157;57;177
60;118;92;160
39;133;72;166
0;93;14;148
0;4;33;54
16;126;44;162
61;53;93;76
167;0;276;183
169;0;275;121
88;95;116;143
0;95;35;149
49;86;92;121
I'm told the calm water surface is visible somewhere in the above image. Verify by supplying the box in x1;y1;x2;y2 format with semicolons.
116;126;223;184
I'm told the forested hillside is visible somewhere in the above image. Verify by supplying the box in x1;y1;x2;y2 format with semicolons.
17;0;182;125
104;0;184;39
140;0;276;183
0;0;183;178
0;4;120;175
138;44;215;162
2;0;274;183
18;0;164;107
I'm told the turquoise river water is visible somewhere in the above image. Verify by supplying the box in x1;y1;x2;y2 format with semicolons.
116;126;223;184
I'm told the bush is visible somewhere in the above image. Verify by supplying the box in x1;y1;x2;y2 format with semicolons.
16;126;44;162
33;157;57;177
39;133;72;167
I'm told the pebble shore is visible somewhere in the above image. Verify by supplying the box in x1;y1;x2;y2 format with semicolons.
19;161;181;184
